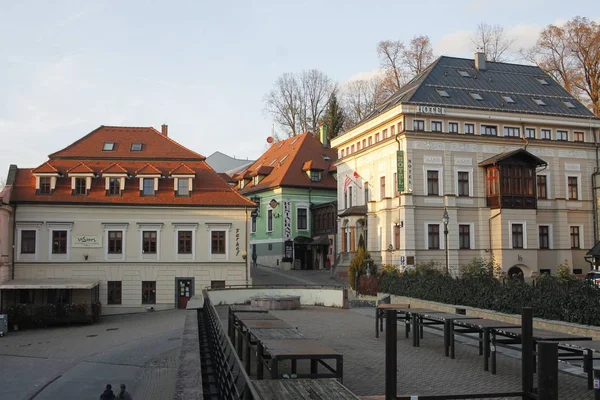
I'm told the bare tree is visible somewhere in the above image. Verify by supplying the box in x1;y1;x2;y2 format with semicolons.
377;40;408;96
264;70;336;138
523;17;600;116
299;69;337;136
403;35;435;75
471;23;516;62
341;75;387;129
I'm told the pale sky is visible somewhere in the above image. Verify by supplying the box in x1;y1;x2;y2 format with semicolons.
1;0;598;177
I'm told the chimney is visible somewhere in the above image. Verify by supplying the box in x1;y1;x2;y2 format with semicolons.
475;52;486;71
319;122;328;148
161;124;168;137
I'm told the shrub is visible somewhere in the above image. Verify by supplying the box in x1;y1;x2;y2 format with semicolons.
5;304;27;327
380;264;400;277
349;246;371;290
91;302;102;322
556;260;577;283
33;304;56;326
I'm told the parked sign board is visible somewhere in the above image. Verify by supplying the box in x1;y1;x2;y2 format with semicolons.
72;235;102;248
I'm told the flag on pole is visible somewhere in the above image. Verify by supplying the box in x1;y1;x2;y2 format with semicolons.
344;176;352;192
353;171;361;180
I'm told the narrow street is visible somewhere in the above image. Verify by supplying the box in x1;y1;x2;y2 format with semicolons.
251;264;347;287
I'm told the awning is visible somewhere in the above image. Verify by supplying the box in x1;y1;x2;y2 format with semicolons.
310;236;330;246
586;241;600;257
0;279;100;290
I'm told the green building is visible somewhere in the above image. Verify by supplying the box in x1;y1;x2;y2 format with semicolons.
234;129;337;270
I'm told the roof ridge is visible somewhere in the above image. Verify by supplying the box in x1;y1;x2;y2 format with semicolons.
147;127;207;160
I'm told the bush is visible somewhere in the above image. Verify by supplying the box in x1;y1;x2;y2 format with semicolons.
381;264;400;277
349;246;371;290
380;259;600;326
91;302;102;322
5;304;27;327
33;304;56;326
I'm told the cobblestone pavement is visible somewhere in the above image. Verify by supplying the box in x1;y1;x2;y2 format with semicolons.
242;306;593;399
0;309;185;400
251;264;347;287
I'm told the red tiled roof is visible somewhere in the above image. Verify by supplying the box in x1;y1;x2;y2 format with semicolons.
237;132;338;194
170;164;196;176
101;163;128;174
135;163;162;175
48;126;206;160
249;166;274;177
67;162;95;174
329;164;337;173
217;173;236;183
10;125;254;207
32;162;59;174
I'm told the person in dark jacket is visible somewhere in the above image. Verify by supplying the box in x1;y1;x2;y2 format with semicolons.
100;384;116;399
118;384;133;400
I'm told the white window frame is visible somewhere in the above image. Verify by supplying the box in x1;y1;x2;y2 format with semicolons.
525;127;536;139
458;222;475;250
464;123;475;135
138;223;163;261
540;128;552;140
424;166;444;196
569;224;584;249
48;222;74;261
448;121;459;134
537;224;553;250
176;177;191;196
207;223;231;261
16;222;43;261
174;223;198;261
454;168;473;197
296;204;309;232
565;173;582;201
430;120;443;132
509;221;527;249
537;172;551;199
424;222;445;250
266;207;274;233
102;223;128;261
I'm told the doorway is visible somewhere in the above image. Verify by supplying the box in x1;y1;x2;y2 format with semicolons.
176;278;194;309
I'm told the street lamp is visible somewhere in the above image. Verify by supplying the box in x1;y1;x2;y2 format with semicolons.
442;207;449;274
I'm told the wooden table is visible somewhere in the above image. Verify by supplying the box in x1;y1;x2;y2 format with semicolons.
491;327;592;375
452;318;521;372
416;312;481;357
239;320;295;371
557;340;600;389
375;303;410;338
251;378;359;400
228;306;268;340
232;312;281;359
257;339;343;382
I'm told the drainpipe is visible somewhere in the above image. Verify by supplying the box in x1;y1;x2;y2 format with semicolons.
245;207;249;285
592;126;600;246
488;210;501;262
11;203;16;280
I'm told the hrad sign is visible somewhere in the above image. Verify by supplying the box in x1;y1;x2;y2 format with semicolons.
283;200;292;240
72;235;102;248
397;150;405;192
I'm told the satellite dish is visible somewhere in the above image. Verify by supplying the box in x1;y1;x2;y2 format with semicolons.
266;136;274;144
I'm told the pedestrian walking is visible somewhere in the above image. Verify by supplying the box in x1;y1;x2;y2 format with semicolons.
252;252;257;268
117;383;133;400
100;384;116;400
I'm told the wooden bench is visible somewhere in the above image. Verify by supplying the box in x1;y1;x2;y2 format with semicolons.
251;378;359;399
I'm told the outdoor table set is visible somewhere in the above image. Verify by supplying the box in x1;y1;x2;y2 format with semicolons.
229;305;344;382
376;305;598;389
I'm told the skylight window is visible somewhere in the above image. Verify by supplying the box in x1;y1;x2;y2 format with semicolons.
536;78;549;85
280;155;288;164
322;154;332;161
103;142;115;151
130;143;143;151
470;93;483;101
269;159;277;166
436;89;450;98
563;100;576;109
533;98;546;106
501;96;515;103
458;70;470;78
290;138;299;145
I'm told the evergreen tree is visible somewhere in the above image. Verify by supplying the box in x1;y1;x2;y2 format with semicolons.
321;92;345;138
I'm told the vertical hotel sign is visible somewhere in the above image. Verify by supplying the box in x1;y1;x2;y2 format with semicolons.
283;200;292;240
397;150;405;192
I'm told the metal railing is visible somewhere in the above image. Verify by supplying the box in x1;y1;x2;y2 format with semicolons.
203;292;259;400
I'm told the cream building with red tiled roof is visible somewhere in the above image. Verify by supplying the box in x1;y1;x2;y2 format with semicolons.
0;125;255;315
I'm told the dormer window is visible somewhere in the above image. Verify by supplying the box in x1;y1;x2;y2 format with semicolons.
177;178;190;196
39;177;51;194
131;143;143;151
143;178;154;196
108;178;121;195
103;142;115;151
310;171;322;182
74;178;87;195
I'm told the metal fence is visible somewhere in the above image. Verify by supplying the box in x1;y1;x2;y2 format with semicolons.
202;293;259;400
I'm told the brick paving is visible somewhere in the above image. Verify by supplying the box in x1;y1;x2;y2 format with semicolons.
226;305;593;399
